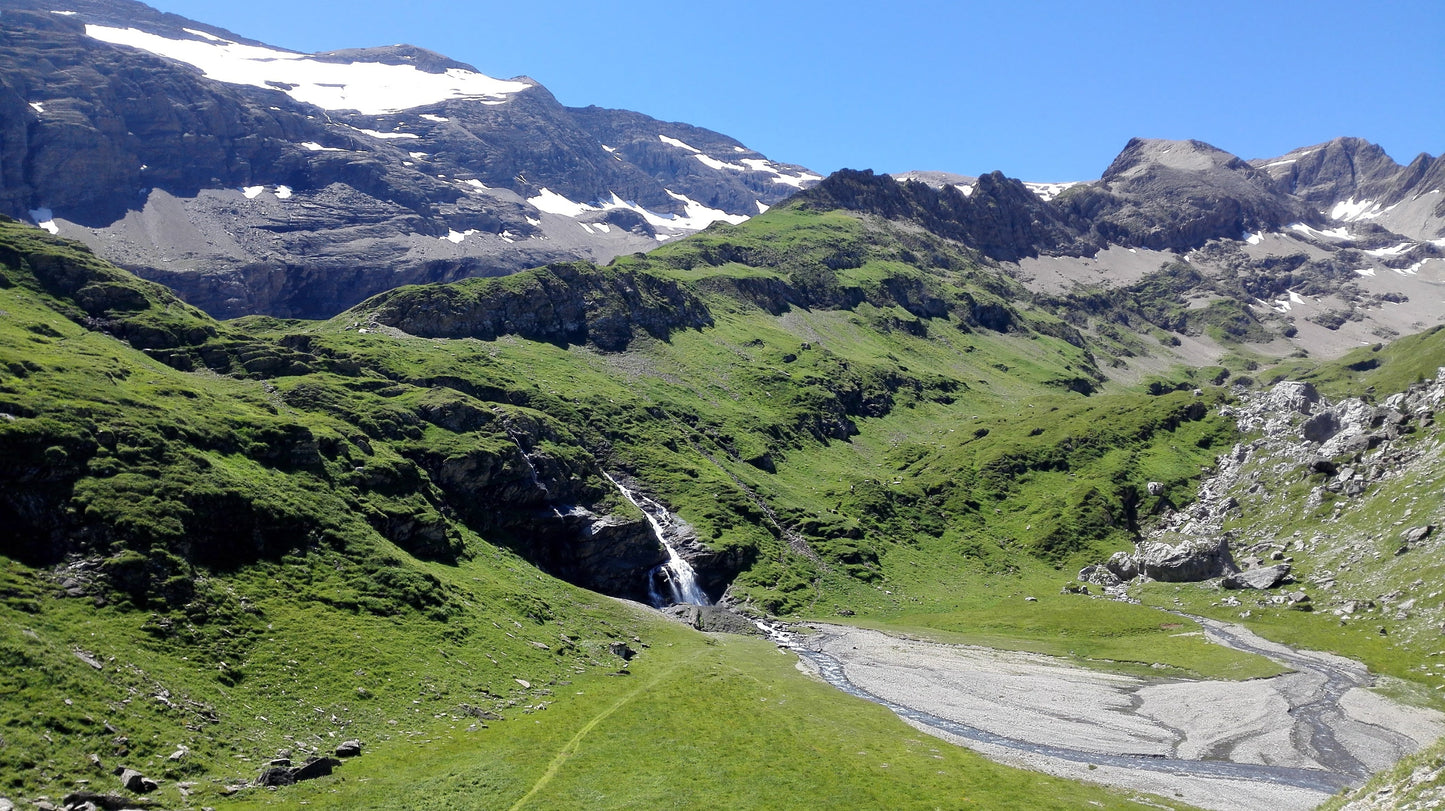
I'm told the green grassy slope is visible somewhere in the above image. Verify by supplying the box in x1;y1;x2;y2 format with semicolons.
0;189;1323;803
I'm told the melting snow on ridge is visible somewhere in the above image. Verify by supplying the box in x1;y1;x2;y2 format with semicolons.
1330;198;1387;221
1290;223;1351;240
28;208;58;235
657;134;821;188
1023;181;1081;202
352;127;419;140
84;25;530;115
1365;242;1415;257
526;188;749;233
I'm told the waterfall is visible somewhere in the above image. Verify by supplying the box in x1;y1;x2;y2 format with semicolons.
603;473;710;607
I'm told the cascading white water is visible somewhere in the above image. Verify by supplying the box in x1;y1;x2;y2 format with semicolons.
603;473;710;607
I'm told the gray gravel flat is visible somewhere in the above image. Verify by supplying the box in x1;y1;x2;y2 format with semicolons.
780;619;1442;811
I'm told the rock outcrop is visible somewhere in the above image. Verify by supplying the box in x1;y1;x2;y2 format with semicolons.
365;262;713;351
1082;371;1445;595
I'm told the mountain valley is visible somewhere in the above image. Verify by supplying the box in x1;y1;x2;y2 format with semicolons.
1;2;1444;809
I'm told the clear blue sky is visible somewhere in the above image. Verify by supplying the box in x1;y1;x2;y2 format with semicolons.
144;0;1443;182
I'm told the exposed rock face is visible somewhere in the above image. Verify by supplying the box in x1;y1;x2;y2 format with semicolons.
1252;136;1445;240
797;169;1086;262
534;506;668;605
0;0;817;317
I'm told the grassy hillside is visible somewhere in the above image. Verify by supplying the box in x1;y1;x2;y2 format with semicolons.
0;196;1362;808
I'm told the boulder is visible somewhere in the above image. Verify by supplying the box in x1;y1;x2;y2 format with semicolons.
664;604;763;635
1078;564;1122;588
1146;481;1165;496
1223;564;1291;590
256;767;295;787
118;768;157;794
1301;411;1340;443
1403;525;1435;545
334;740;363;758
60;792;144;811
1267;381;1319;415
292;757;341;782
1104;551;1139;581
1136;537;1238;582
607;642;635;661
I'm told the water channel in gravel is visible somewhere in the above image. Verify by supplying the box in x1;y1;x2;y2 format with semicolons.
759;618;1363;795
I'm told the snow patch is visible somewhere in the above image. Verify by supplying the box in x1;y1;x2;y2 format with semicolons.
657;190;750;230
465;179;488;191
419;114;449;123
1244;232;1263;245
601;144;616;153
182;28;225;42
352;127;419;140
658;134;701;153
275;185;293;199
1365;242;1415;257
696;153;748;172
242;185;265;199
527;188;596;218
29;102;44;114
1330;198;1385;221
1260;158;1297;169
301;142;343;152
1402;258;1442;275
659;135;819;188
29;208;58;235
408;151;428;159
1290;223;1351;240
756;200;770;214
956;184;975;197
85;25;530;115
442;229;478;244
1289;291;1306;305
1353;267;1377;277
1023;181;1081;202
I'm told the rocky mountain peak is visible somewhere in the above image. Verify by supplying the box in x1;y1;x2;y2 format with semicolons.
1101;137;1254;183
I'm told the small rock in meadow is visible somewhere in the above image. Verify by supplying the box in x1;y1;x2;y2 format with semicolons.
118;768;157;794
334;739;363;758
